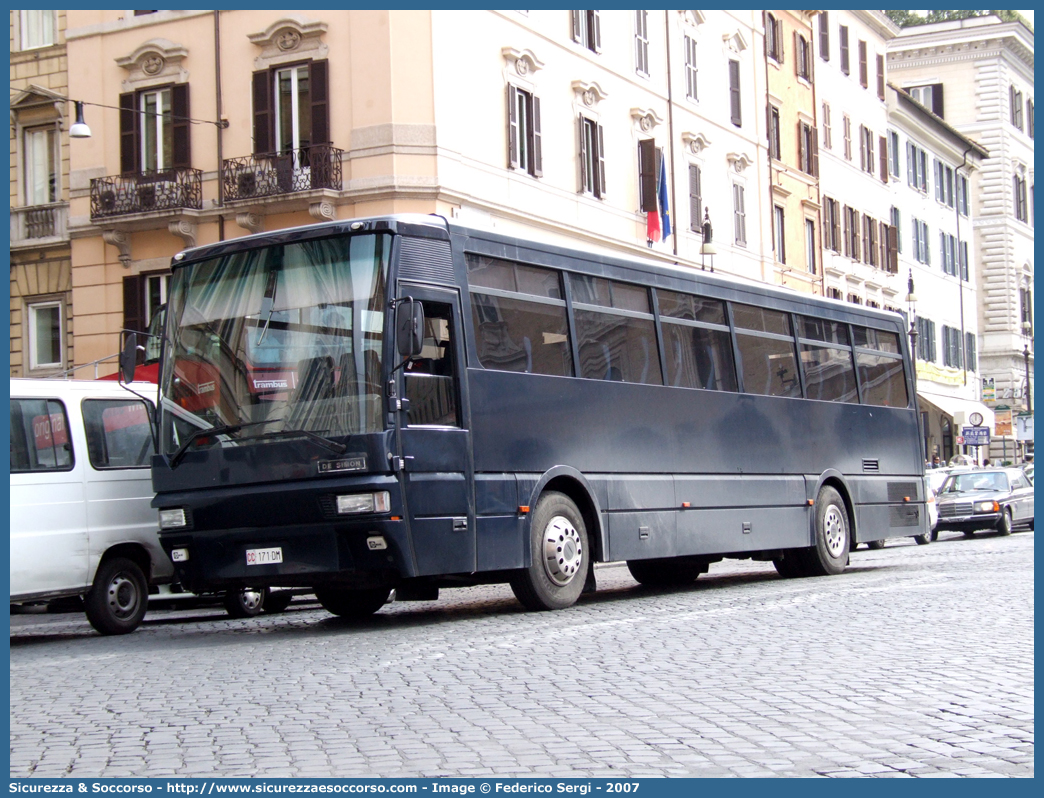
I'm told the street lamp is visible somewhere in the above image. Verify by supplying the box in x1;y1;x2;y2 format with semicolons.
699;208;715;272
907;270;926;465
1022;320;1032;412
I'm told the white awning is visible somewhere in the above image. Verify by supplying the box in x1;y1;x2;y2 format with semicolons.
918;391;995;430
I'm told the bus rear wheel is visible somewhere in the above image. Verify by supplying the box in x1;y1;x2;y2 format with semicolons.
804;486;850;576
627;557;706;586
315;587;390;619
510;491;588;611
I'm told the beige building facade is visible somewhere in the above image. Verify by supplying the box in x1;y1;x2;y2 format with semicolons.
10;10;74;377
55;10;778;375
763;11;821;295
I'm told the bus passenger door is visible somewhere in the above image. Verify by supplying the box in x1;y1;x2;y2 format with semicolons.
398;288;474;576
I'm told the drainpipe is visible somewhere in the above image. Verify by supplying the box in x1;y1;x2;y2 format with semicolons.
955;147;973;386
664;11;678;258
214;11;225;241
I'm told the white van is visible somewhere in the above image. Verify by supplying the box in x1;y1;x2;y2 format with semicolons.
10;378;169;634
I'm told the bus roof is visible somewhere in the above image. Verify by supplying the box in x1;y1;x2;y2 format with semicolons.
170;213;906;331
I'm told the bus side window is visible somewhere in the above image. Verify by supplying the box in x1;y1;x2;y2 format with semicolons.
405;303;459;427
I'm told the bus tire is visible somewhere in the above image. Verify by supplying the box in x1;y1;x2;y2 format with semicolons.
626;557;704;586
263;590;293;614
84;556;148;635
224;586;268;618
804;486;850;576
315;587;390;619
773;553;805;579
510;491;588;611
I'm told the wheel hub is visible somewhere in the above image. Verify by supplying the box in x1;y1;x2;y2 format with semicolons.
240;589;264;611
823;506;846;557
106;574;140;620
543;515;583;586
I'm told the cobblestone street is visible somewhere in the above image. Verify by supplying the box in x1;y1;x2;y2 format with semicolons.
10;530;1034;778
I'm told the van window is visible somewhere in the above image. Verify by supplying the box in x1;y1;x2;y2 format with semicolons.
10;398;73;472
82;399;155;469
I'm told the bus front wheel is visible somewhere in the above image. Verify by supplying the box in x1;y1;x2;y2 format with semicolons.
510;492;588;611
315;587;390;619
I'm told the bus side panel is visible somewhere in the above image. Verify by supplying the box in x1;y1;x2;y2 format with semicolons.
475;473;524;571
677;506;810;556
847;474;927;543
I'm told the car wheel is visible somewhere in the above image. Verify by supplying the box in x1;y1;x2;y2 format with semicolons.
224;586;268;618
84;557;148;635
315;587;390;618
996;508;1013;536
913;530;932;545
510;491;588;611
867;539;886;550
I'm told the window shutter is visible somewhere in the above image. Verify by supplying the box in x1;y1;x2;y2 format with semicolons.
571;10;582;43
777;18;784;63
639;139;658;212
171;83;191;170
842;205;850;258
596;123;606;197
531;95;542;177
930;83;944;117
689;163;702;231
578;116;588;191
906;142;914;185
878;135;888;183
728;60;741;127
832;201;841;252
310;59;330;145
820;12;829;61
798;121;806;171
507;85;519;169
793;30;798;75
960;241;969;280
119;92;138;174
876;55;885;100
840;26;849;75
887;225;899;273
123;275;144;336
252;70;271;155
592;10;601;52
812;127;819;177
859;41;868;88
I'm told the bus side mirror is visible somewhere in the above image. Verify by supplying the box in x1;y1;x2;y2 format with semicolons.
119;332;138;383
396;299;424;358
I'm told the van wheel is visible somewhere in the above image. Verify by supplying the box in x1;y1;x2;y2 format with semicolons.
224;586;268;618
510;492;588;611
84;557;148;635
804;486;850;576
263;591;293;614
315;587;390;619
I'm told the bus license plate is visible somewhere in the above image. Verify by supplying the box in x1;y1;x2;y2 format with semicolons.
245;547;283;566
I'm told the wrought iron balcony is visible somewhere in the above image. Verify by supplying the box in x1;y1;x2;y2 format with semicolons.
222;145;343;201
90;168;203;219
10;202;69;247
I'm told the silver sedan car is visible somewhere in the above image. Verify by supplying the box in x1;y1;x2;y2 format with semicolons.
935;468;1035;536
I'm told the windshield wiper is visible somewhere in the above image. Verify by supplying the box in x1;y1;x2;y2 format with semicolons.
168;419;281;468
238;428;348;455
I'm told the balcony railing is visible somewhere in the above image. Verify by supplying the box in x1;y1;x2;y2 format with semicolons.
222;145;343;201
10;202;69;246
90;168;203;219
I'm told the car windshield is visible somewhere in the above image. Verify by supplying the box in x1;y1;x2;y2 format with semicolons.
158;233;390;456
944;472;1010;493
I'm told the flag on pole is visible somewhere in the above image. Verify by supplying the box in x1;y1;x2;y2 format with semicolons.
658;151;671;242
646;186;661;243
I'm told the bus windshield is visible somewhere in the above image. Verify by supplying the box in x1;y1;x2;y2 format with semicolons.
159;233;390;456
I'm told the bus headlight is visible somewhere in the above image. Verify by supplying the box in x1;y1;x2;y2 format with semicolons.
336;491;391;515
159;508;187;529
975;500;1000;513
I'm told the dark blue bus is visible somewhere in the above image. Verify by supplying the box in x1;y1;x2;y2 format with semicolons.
147;214;926;617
